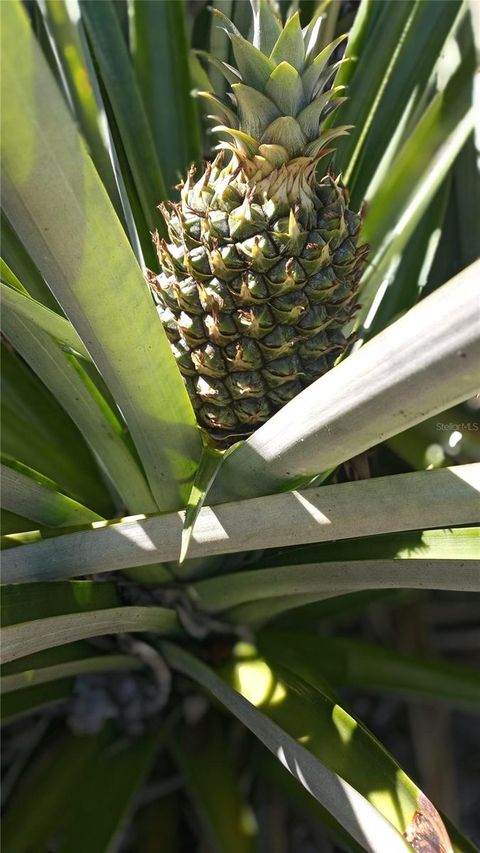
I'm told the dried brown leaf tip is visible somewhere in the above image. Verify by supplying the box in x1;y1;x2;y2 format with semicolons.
404;792;454;853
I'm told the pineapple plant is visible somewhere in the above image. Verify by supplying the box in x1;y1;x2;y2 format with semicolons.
1;0;479;851
151;9;369;443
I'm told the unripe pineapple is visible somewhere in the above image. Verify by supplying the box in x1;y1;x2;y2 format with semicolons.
150;2;368;445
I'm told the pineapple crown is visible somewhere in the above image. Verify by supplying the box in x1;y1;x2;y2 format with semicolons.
197;0;351;170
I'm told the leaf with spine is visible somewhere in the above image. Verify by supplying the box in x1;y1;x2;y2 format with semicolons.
270;12;305;71
0;607;180;665
198;90;239;127
265;61;305;115
2;464;478;583
209;262;480;503
232;82;280;136
130;0;202;191
224;644;460;848
359;52;475;323
0;0;202;512
297;87;346;138
1;342;112;515
301;33;349;100
2;303;157;515
194;49;240;86
78;0;167;232
171;722;257;853
230;33;275;89
162;642;413;853
43;0;124;220
56;731;163;853
0;461;103;528
258;631;480;711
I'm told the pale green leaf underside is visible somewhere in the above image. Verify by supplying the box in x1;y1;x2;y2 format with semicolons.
2;464;478;583
0;462;101;528
2;308;157;514
1;281;90;361
162;642;412;853
194;557;480;615
0;607;179;664
0;0;202;513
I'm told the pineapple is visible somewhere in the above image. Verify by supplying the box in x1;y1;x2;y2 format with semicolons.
150;3;369;445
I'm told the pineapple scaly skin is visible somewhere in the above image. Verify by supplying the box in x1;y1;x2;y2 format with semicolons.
150;6;369;445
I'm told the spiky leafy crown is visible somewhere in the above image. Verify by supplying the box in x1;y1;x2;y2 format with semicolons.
197;1;350;178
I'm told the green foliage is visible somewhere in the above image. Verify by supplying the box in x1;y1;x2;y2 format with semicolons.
1;1;478;850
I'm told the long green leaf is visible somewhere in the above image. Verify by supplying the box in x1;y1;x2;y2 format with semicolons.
57;732;163;853
1;580;120;626
1;607;179;664
359;49;475;323
172;722;257;853
194;558;480;614
326;0;417;174
259;632;480;710
2;306;157;514
1;279;90;360
162;642;413;853
224;643;459;848
0;0;202;512
362;180;450;340
256;748;365;853
1;655;141;695
79;0;167;229
2;731;109;852
210;263;480;502
2;464;478;583
346;0;462;204
131;0;202;190
43;0;124;219
1;342;112;516
1;210;59;311
1;461;102;527
1;680;73;724
256;527;480;568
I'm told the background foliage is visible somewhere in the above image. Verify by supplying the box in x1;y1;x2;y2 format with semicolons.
1;0;479;851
